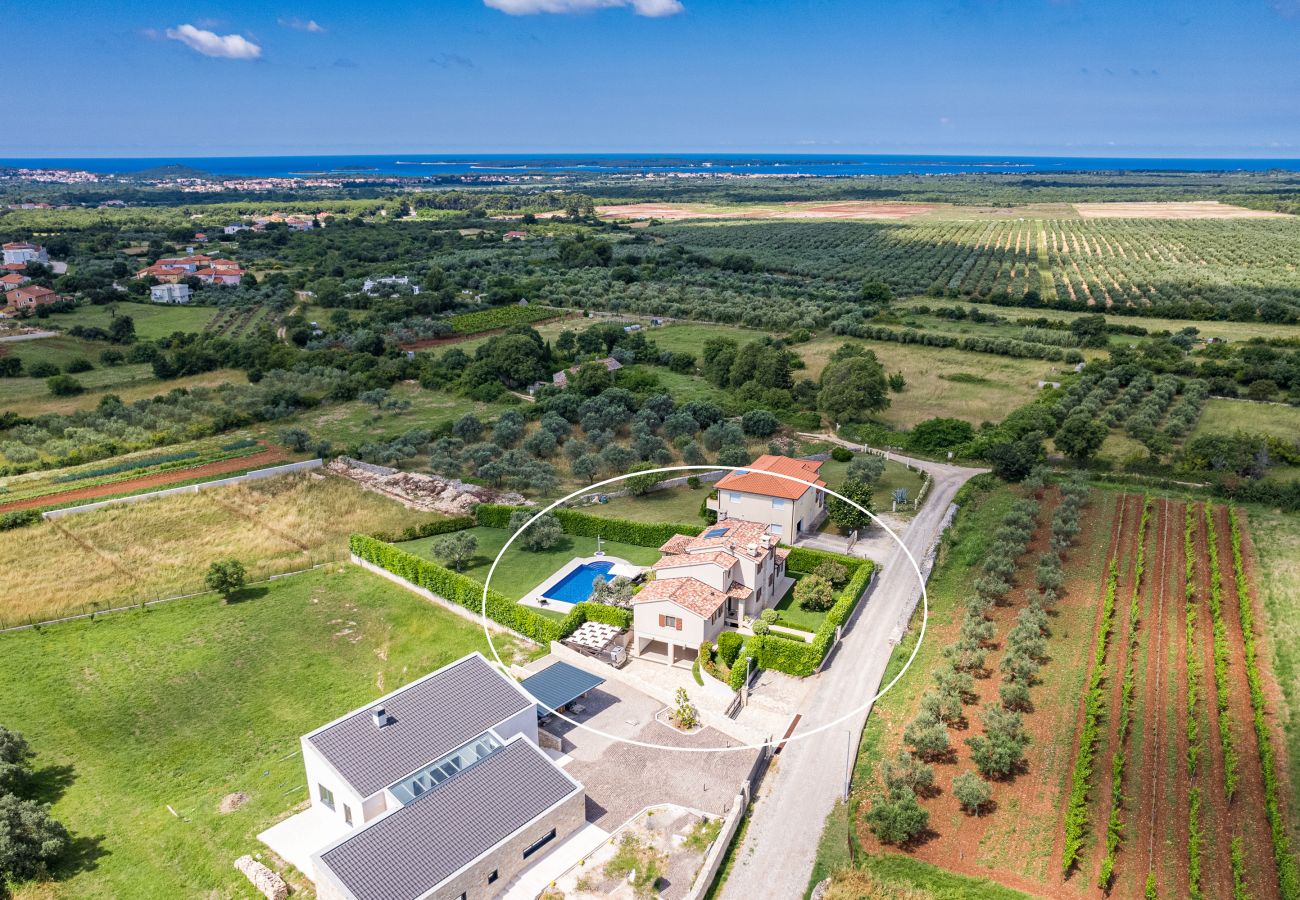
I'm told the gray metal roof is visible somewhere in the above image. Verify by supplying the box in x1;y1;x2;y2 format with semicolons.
306;654;534;798
519;661;605;714
317;738;579;900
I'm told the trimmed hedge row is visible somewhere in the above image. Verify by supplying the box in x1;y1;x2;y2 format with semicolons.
370;516;475;544
349;534;631;644
474;504;704;548
783;545;867;578
1228;509;1300;900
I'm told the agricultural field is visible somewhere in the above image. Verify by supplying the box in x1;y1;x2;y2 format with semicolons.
0;565;533;900
846;484;1298;899
654;216;1300;318
795;336;1059;428
0;472;445;626
48;301;217;340
0;360;246;418
1193;397;1300;444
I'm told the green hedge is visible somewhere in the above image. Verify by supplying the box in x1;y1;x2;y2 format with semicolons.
0;509;40;531
370;516;475;544
475;503;703;548
349;534;631;643
782;545;866;578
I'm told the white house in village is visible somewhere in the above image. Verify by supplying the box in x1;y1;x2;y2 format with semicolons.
150;283;191;304
710;454;827;539
2;242;48;267
632;518;793;665
264;653;585;900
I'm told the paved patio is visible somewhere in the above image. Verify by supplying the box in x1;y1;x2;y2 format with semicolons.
257;804;351;882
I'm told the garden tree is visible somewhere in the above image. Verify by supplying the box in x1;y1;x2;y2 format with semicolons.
278;427;311;452
431;532;478;572
700;337;738;388
521;428;557;459
966;705;1029;778
672;687;698;730
1069;314;1110;348
716;444;750;467
570;361;614;396
358;388;389;408
845;452;886;485
985;432;1045;483
452;412;484;442
471;330;549;389
1000;647;1040;685
864;787;928;846
702;421;744;452
879;750;935;796
740;408;779;437
919;689;964;725
1055;413;1107;462
492;410;526;447
812;559;849;587
902;711;951;761
507;511;564;552
952;771;993;815
590;575;635;607
204;558;247;601
680;441;707;466
108;313;136;344
960;608;995;646
818;350;889;425
624;463;663;496
825;479;873;531
794;574;836;612
0;728;34;795
944;639;986;674
0;794;69;886
572;454;600;483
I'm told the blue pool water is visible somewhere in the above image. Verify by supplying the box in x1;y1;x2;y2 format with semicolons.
544;561;615;604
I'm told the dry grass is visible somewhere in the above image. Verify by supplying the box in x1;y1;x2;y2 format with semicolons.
595;201;940;221
795;337;1060;428
0;473;438;625
825;869;932;899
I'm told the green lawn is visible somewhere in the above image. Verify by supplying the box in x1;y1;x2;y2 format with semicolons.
580;485;711;525
1192;397;1300;444
50;301;216;341
0;565;532;900
815;457;927;514
396;525;661;600
771;573;825;632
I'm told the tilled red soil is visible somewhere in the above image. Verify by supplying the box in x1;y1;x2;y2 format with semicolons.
0;446;288;514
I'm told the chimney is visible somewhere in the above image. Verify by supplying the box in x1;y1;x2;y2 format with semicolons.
760;534;771;548
371;706;388;728
747;542;758;555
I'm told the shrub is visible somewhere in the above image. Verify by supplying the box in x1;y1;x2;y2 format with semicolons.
903;711;951;760
716;632;743;667
0;793;70;883
46;374;84;396
813;559;849;587
879;750;934;796
26;361;58;379
0;726;35;794
64;358;93;374
741;409;779;437
794;574;835;612
0;510;40;532
864;787;928;845
475;504;703;548
952;771;992;815
830;445;853;462
204;558;247;601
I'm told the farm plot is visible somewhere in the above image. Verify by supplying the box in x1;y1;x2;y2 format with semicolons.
0;472;445;626
50;301;216;340
848;491;1296;899
654;217;1300;317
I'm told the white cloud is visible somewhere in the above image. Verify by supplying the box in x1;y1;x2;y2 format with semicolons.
278;16;326;33
484;0;683;17
165;24;262;59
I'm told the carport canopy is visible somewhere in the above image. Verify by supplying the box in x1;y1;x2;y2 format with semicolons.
520;661;606;715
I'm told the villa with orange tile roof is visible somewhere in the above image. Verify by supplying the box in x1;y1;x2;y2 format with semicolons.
135;254;244;286
631;517;793;665
7;284;61;310
709;454;828;539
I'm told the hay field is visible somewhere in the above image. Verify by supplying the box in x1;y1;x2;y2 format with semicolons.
1073;200;1292;219
596;201;940;221
0;473;438;625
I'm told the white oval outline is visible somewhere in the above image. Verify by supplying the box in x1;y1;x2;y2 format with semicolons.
480;464;928;753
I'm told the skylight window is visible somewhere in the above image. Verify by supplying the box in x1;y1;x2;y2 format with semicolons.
703;527;729;539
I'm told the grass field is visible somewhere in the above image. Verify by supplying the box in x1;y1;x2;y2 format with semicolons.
894;297;1300;345
579;484;712;524
815;457;928;513
396;525;661;600
49;302;217;340
0;565;532;900
1192;398;1300;443
0;473;443;626
795;336;1058;428
1244;507;1300;837
0;365;246;417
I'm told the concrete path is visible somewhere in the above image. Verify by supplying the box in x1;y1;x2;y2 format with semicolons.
719;444;986;900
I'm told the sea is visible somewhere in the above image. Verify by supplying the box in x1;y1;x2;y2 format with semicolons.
2;154;1300;179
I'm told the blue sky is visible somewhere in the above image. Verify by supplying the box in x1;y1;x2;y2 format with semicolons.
9;0;1300;157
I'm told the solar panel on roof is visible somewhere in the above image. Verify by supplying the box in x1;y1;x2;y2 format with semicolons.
704;526;729;538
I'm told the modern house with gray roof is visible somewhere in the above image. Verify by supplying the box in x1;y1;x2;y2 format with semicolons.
298;652;586;900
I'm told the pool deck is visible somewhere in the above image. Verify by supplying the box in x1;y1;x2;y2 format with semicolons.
518;554;644;614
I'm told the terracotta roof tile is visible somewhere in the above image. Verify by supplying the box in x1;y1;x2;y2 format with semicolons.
652;551;737;572
633;577;728;617
715;454;825;500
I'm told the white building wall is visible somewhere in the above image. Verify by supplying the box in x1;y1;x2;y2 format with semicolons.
300;737;372;828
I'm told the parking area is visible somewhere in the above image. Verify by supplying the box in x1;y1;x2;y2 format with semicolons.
542;675;758;828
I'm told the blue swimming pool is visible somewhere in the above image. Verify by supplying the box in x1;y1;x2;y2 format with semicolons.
543;561;616;604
